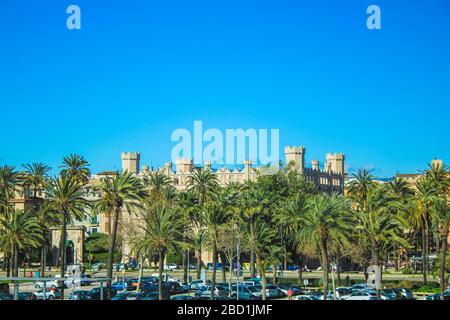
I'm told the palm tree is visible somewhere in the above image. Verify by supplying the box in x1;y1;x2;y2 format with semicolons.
187;168;218;276
94;171;146;298
138;203;185;299
46;174;90;299
203;195;230;300
278;192;309;283
358;185;408;267
239;182;265;278
21;162;51;210
0;165;20;216
60;154;91;184
414;178;436;284
187;168;219;206
0;209;43;277
177;190;199;283
347;169;375;211
423;163;449;253
36;202;60;276
433;198;450;294
297;193;351;300
144;171;173;200
0;165;20;272
247;219;277;300
355;185;409;296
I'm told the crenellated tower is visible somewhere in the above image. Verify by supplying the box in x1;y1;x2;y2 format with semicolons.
284;146;305;174
121;152;140;174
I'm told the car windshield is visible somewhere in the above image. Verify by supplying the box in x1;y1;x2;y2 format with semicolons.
248;287;259;292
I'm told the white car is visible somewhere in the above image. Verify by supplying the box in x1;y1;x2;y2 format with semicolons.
295;295;315;300
341;291;378;300
165;263;178;271
34;289;61;300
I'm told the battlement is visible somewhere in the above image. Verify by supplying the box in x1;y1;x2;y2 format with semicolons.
121;152;140;174
326;153;345;160
121;152;140;160
284;146;305;154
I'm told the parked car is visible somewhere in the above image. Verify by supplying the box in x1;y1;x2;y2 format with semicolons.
90;287;117;300
349;283;372;292
336;287;351;297
112;280;133;291
69;290;93;300
341;290;378;301
80;274;94;286
34;278;64;289
17;292;38;300
111;292;129;300
34;288;62;300
91;263;105;271
140;288;170;300
393;288;414;300
0;293;13;300
165;263;178;271
426;293;450;300
171;295;195;300
295;295;317;300
195;285;227;298
230;285;261;300
189;280;211;290
254;284;282;299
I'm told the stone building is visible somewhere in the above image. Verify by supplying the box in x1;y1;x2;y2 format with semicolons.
115;146;346;263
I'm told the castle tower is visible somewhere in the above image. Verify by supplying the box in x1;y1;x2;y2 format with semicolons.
312;160;319;171
325;153;345;174
121;152;140;174
284;146;305;174
176;158;193;174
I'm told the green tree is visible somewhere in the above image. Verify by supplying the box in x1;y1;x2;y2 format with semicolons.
203;193;230;300
137;203;185;300
94;171;146;298
0;209;43;277
60;154;91;184
46;174;91;299
0;165;20;217
433;198;450;293
297;193;351;300
247;219;277;300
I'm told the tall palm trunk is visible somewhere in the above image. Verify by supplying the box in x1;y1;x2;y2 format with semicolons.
371;243;381;299
10;248;15;277
40;246;46;277
196;248;202;279
298;256;303;285
13;244;19;277
59;213;67;300
210;239;217;300
421;226;427;284
319;238;329;300
256;254;266;300
158;251;165;300
250;220;256;278
106;207;120;300
220;252;226;283
182;249;188;284
440;229;448;294
6;254;11;277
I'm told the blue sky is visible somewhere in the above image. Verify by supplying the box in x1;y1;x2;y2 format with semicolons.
0;0;449;177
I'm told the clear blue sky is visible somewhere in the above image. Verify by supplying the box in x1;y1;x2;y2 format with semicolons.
0;0;449;177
